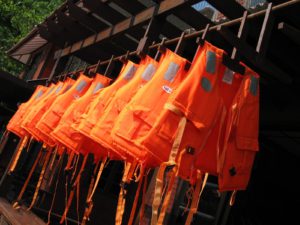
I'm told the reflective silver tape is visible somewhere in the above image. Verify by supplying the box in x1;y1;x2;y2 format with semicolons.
206;51;216;74
35;90;44;99
222;68;234;85
76;80;88;93
164;62;180;82
123;65;137;80
93;82;104;94
250;75;259;96
141;63;156;81
55;84;63;94
201;77;212;92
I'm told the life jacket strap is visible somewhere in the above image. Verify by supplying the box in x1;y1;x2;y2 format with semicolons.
9;135;29;173
128;168;145;225
47;150;66;225
139;169;150;224
60;154;88;224
229;190;237;206
115;162;132;225
157;166;177;225
184;171;208;225
87;157;108;203
28;146;52;210
151;103;187;225
81;160;101;225
13;146;43;209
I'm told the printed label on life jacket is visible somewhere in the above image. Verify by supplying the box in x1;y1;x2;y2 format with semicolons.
162;85;173;94
206;51;216;74
222;68;234;85
164;62;180;82
141;63;156;81
123;65;137;80
35;90;44;99
250;75;259;96
200;77;212;92
93;82;104;94
76;80;88;93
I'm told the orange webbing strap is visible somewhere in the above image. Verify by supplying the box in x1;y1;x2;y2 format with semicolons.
71;154;80;183
48;146;61;186
0;130;9;152
13;147;43;209
81;158;108;225
157;147;189;225
49;146;58;171
139;169;149;223
76;175;80;225
28;147;53;210
151;163;167;225
60;154;89;224
47;151;66;225
229;190;237;206
184;171;208;225
26;136;34;152
82;201;94;225
164;104;186;164
115;162;132;225
128;169;145;225
65;151;76;171
87;157;108;203
81;161;100;225
157;167;177;225
127;160;138;182
151;105;187;225
9;136;29;173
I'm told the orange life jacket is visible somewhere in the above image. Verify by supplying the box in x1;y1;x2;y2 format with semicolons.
110;49;190;164
217;67;259;191
7;85;48;138
140;42;259;191
89;56;158;158
51;74;111;154
140;42;231;176
23;78;75;146
36;74;92;147
21;82;63;140
72;61;138;160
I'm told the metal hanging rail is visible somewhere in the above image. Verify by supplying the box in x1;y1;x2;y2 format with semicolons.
48;0;298;84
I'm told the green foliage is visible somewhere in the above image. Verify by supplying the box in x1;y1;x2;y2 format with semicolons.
0;0;63;75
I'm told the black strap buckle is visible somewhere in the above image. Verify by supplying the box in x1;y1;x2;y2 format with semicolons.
186;146;195;155
229;167;237;176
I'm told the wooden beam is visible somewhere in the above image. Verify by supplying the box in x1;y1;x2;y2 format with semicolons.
82;0;126;24
111;36;139;51
161;21;183;38
174;5;212;29
67;0;108;32
56;0;197;58
126;26;147;41
207;0;246;19
108;0;146;15
278;22;300;45
38;25;65;47
56;11;91;41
